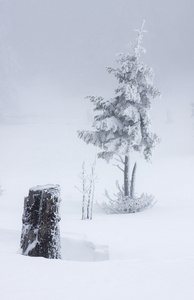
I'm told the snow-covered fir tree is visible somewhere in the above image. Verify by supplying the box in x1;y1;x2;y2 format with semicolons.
78;22;160;213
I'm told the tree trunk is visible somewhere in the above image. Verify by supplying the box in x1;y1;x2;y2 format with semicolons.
90;180;95;220
82;163;86;220
130;162;137;198
87;193;91;219
20;184;61;259
124;155;130;198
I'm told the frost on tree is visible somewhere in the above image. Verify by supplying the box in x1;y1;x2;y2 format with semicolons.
20;184;61;259
78;22;161;213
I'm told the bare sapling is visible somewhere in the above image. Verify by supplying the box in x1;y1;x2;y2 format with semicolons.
76;161;96;220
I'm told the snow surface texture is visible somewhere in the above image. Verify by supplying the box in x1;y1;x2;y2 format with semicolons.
0;118;194;299
61;233;109;261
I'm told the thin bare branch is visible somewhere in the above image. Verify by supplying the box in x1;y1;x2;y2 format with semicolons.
113;164;124;172
115;155;125;165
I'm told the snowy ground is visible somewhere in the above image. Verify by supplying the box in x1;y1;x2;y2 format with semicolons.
0;115;194;299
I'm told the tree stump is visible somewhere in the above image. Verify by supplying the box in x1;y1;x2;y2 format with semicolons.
20;184;61;259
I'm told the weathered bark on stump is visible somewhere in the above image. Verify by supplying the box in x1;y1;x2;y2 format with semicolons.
20;184;61;259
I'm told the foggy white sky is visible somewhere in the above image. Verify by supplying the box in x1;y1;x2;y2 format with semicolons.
0;0;194;156
2;0;193;92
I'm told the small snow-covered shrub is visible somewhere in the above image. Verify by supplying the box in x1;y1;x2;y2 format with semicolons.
102;181;156;214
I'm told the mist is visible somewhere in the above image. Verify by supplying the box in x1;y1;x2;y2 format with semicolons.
0;0;194;157
1;3;194;298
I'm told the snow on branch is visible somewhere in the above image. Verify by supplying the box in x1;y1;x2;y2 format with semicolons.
102;190;156;214
78;22;161;214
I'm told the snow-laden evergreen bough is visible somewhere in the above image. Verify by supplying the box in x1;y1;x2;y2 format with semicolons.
78;21;161;213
